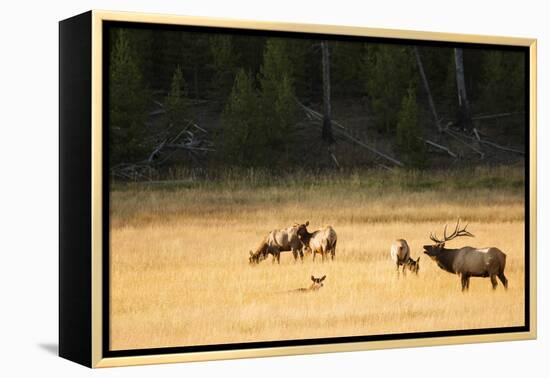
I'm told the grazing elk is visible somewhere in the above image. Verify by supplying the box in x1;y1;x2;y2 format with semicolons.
294;275;326;292
390;239;420;276
249;226;305;265
423;219;508;292
295;222;337;262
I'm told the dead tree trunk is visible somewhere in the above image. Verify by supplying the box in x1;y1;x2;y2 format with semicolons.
321;41;335;144
414;46;442;132
454;48;473;131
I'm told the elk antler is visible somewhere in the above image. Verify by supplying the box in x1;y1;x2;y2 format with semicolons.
429;231;444;244
430;218;474;244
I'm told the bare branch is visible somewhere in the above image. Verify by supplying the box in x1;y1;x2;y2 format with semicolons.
450;128;525;155
148;139;167;162
472;112;524;121
478;139;524;155
329;151;340;169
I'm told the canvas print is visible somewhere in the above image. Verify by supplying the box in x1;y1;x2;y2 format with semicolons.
106;23;528;352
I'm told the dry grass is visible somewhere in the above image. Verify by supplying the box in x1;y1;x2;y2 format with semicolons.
109;169;525;350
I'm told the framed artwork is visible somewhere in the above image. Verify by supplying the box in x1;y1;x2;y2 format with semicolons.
59;10;537;368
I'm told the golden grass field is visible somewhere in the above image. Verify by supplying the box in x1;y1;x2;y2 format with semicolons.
109;168;525;350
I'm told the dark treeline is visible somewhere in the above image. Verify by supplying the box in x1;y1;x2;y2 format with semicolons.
108;26;526;179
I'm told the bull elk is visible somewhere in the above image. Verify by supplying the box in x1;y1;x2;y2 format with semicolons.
423;219;508;292
390;239;420;276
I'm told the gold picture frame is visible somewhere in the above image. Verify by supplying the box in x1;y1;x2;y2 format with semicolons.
59;10;537;368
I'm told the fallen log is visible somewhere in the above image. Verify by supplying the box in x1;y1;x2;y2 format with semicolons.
297;99;404;167
418;137;457;158
453;130;525;155
444;129;485;158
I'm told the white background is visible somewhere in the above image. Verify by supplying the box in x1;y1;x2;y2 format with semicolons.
0;0;547;376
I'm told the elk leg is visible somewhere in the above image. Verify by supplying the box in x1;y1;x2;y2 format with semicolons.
299;249;304;262
292;250;298;262
402;264;407;277
461;274;470;291
312;251;316;262
498;272;508;289
490;274;498;290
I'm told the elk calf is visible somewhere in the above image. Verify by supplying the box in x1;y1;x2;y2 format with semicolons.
390;239;420;276
294;275;326;292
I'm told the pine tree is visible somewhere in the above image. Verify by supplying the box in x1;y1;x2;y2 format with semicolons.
178;33;210;100
164;65;190;128
257;38;299;163
331;40;365;97
480;50;525;113
273;75;300;163
363;44;416;134
109;29;150;166
396;86;425;167
284;39;309;99
209;34;239;99
218;69;263;165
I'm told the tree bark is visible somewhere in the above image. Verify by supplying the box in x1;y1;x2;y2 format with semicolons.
321;41;335;144
454;48;473;131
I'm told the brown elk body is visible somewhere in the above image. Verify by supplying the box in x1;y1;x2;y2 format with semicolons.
424;219;508;291
295;222;337;262
390;239;420;276
249;226;305;264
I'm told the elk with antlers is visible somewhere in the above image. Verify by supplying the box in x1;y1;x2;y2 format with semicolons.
423;219;508;292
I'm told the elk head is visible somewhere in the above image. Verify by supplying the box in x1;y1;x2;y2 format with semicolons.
423;218;474;258
294;221;309;233
406;257;420;274
249;250;267;265
294;221;310;241
249;250;257;265
310;275;326;290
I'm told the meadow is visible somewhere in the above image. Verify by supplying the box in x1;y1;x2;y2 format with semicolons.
109;167;526;350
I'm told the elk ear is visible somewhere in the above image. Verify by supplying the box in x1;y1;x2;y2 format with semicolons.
311;275;315;282
305;221;309;226
440;243;445;248
417;257;420;263
320;275;326;282
249;251;253;256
